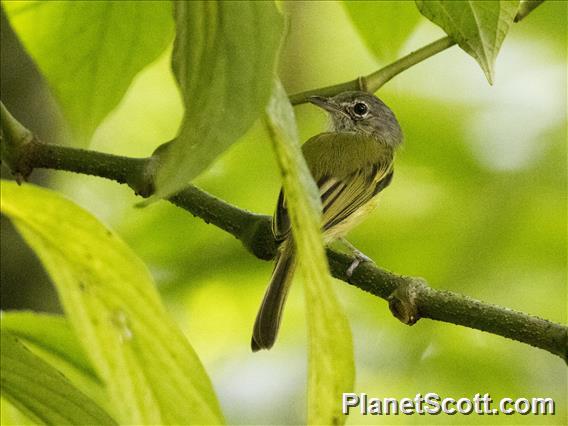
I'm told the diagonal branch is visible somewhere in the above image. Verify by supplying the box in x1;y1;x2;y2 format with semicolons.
289;0;546;105
289;37;456;105
1;104;566;362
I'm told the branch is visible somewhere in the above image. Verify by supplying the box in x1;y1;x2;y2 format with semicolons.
1;104;566;362
289;37;456;105
289;0;545;105
0;108;278;261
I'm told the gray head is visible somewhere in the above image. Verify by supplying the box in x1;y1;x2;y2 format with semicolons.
308;91;403;147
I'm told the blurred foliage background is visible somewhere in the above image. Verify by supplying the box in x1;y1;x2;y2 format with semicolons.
1;1;566;424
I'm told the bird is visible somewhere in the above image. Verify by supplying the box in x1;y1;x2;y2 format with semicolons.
251;91;403;351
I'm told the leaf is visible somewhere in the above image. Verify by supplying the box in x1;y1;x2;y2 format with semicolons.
415;0;520;84
344;1;422;62
1;397;38;426
1;312;113;421
152;1;284;200
264;81;355;426
3;1;174;143
0;181;224;425
1;311;98;382
0;331;117;425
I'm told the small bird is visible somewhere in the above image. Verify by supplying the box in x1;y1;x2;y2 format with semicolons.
251;91;403;351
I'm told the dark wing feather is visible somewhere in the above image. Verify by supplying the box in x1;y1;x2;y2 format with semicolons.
322;163;393;232
272;164;393;240
272;189;289;242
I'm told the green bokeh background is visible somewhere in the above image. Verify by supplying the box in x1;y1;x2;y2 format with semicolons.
1;1;566;424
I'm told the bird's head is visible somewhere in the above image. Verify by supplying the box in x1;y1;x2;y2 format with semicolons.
308;91;403;147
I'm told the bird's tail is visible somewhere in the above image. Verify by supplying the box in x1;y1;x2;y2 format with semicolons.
251;240;296;351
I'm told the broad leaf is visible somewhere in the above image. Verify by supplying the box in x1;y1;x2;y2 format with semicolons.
415;0;520;84
3;1;173;143
0;331;117;425
264;82;355;426
1;397;37;426
1;312;112;421
0;181;224;425
344;1;422;62
1;311;97;381
153;1;284;199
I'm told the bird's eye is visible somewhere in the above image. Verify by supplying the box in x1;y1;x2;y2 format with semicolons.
353;102;368;116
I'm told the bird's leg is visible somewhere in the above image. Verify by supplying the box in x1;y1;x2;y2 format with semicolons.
330;238;375;278
346;248;374;278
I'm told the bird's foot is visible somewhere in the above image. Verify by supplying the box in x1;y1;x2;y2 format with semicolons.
328;238;375;278
346;248;374;278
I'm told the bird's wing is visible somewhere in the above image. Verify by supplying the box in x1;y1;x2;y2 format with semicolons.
272;155;393;241
273;189;289;242
272;132;395;240
320;160;393;232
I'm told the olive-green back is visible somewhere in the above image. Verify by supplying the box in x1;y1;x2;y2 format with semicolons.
301;132;394;180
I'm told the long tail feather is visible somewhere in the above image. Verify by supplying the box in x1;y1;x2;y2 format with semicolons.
251;241;295;351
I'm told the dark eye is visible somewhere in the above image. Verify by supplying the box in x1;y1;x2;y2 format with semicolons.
353;102;368;116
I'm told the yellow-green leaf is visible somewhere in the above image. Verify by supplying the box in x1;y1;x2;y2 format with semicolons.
415;0;520;84
1;397;38;426
264;81;355;426
1;331;117;426
0;181;224;425
152;1;284;200
3;0;173;143
1;311;113;422
1;311;98;382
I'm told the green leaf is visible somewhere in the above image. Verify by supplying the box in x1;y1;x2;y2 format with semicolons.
1;312;113;422
0;181;224;425
3;1;174;143
344;1;422;62
152;1;284;199
1;311;98;382
1;397;38;426
415;0;520;84
0;331;117;426
264;82;355;426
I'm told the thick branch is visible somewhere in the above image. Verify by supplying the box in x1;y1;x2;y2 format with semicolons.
0;132;278;261
326;253;567;362
29;142;147;186
1;106;566;362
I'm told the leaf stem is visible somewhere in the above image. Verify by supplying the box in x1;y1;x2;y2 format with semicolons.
1;101;33;145
0;104;565;362
1;101;36;181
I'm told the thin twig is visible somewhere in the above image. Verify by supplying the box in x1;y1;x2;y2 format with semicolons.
289;0;546;105
289;37;456;105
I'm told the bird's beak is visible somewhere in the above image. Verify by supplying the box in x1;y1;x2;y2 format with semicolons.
308;95;341;113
